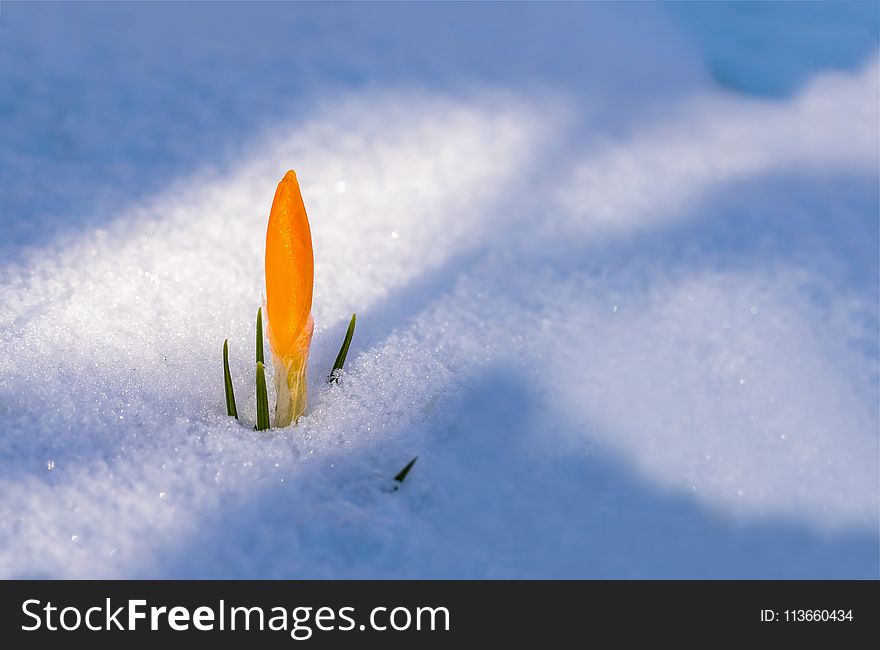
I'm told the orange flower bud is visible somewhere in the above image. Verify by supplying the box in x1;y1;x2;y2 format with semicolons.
265;170;314;426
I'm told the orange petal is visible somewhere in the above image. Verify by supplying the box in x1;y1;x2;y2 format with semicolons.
265;170;314;360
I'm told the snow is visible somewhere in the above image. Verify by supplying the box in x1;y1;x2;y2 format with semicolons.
0;2;877;578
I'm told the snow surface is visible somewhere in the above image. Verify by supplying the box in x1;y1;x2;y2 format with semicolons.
0;2;877;578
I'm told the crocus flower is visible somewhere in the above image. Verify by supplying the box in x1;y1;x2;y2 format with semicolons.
265;170;314;426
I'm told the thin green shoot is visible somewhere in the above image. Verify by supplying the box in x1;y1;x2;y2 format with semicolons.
394;456;418;484
223;339;238;419
256;307;265;365
329;313;356;384
256;360;270;431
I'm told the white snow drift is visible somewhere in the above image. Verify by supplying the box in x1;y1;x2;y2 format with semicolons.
0;6;876;578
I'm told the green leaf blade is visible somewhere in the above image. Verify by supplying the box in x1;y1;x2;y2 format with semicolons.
256;360;270;431
329;313;356;384
256;307;265;365
223;339;238;419
394;456;418;483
